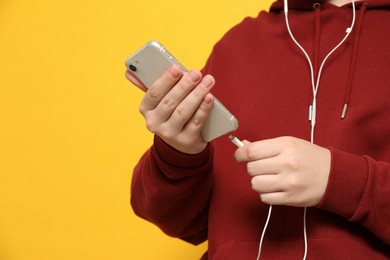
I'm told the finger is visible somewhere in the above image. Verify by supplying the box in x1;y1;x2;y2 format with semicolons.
125;70;148;92
140;65;183;112
242;140;251;145
246;157;281;177
153;69;203;123
166;74;214;131
259;192;288;206
234;137;291;162
182;93;214;138
251;175;283;194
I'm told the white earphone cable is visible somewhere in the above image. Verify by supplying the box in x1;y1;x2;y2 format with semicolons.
285;1;355;259
256;1;356;259
256;205;273;260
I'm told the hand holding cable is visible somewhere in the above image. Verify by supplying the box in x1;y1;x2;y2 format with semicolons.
233;136;331;207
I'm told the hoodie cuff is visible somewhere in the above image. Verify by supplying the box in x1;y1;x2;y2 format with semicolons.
317;148;368;220
151;135;214;178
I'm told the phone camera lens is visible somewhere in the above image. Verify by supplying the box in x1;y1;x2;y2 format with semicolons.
129;64;137;72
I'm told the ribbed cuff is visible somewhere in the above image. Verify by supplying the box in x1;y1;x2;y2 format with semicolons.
151;135;214;178
317;147;368;220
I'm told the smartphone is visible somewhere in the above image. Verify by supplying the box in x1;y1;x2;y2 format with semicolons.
125;40;238;142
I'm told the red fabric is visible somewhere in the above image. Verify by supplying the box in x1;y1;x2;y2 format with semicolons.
131;1;390;258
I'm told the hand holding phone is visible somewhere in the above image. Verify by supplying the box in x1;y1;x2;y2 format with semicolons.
125;41;238;153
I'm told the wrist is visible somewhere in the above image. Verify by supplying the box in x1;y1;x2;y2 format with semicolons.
153;135;213;172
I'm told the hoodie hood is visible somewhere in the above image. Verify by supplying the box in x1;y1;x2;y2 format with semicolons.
268;0;385;119
270;0;390;11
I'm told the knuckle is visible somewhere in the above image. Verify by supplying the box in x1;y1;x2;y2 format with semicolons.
161;97;177;109
147;88;161;100
283;158;299;171
247;162;255;176
145;120;158;133
259;194;268;204
251;177;258;190
179;82;192;92
281;136;297;150
139;105;146;115
191;117;202;128
259;194;272;205
176;106;189;119
160;129;174;140
246;144;257;161
145;124;155;133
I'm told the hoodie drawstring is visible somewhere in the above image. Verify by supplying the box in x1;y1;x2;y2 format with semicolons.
309;2;367;120
341;2;367;119
313;3;321;82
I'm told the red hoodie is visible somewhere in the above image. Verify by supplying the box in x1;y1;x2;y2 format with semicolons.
131;0;390;258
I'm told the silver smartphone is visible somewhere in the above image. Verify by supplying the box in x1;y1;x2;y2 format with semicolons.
125;40;238;142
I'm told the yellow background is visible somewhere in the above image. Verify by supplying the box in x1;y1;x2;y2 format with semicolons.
0;0;273;259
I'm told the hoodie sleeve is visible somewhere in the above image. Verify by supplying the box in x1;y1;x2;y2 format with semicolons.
317;148;390;246
130;135;213;245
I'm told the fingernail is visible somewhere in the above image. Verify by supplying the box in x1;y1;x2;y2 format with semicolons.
188;70;201;82
204;94;213;104
202;75;214;89
169;66;181;78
